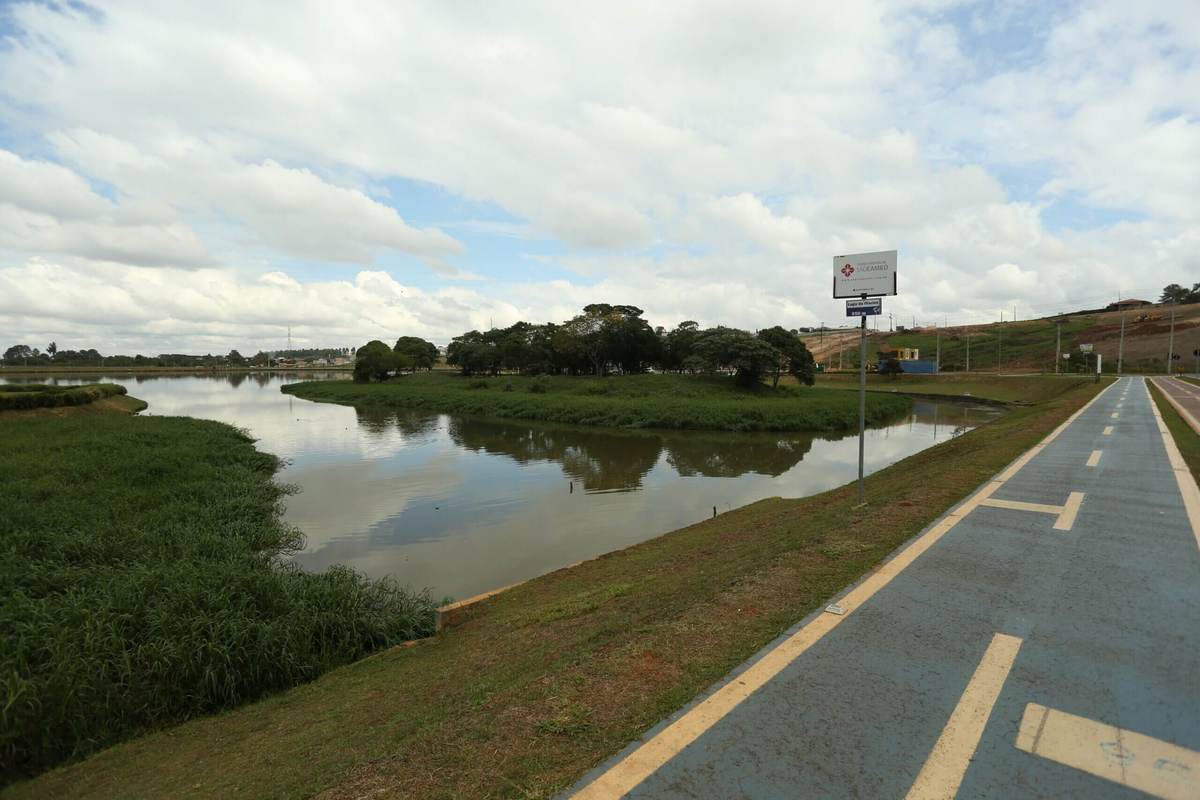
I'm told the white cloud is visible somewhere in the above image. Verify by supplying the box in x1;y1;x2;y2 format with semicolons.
0;149;211;266
0;0;1197;350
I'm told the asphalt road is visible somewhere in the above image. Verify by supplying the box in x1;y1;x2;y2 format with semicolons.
1154;377;1200;434
566;377;1200;799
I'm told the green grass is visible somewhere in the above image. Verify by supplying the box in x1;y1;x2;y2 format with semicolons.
1150;382;1200;481
0;415;438;784
0;383;127;411
7;376;1110;800
283;373;913;432
813;372;1100;404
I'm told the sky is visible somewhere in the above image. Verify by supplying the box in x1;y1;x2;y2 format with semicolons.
0;0;1197;355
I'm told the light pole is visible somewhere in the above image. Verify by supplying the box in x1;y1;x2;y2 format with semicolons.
1117;308;1125;375
1166;299;1176;375
1055;320;1061;375
966;330;971;373
998;312;1003;372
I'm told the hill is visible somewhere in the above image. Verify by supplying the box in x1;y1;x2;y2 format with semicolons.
804;301;1200;373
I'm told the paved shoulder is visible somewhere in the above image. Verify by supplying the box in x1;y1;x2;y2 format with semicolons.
565;378;1200;799
1153;377;1200;434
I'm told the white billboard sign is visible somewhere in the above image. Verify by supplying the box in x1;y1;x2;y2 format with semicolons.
833;250;897;298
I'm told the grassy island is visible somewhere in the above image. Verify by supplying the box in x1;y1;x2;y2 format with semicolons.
0;383;139;414
0;411;438;783
283;373;913;432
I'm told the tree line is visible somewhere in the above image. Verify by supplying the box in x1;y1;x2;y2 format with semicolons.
354;304;816;388
2;344;353;368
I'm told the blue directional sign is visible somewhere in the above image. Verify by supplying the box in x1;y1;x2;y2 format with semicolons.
846;298;882;317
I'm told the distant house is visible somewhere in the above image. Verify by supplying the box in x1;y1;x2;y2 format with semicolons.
1106;299;1151;311
895;347;920;360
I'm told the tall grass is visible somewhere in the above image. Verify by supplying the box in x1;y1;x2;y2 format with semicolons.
0;415;436;782
0;383;126;411
285;373;913;432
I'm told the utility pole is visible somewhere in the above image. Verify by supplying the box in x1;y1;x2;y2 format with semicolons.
1055;320;1061;375
1117;309;1125;375
966;331;971;372
1166;300;1176;375
935;325;940;374
998;312;1003;372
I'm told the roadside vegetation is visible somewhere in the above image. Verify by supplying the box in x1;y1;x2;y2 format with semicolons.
0;414;437;783
813;372;1101;404
8;376;1108;800
1150;382;1200;480
286;372;912;432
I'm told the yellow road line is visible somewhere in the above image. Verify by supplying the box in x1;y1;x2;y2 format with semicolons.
1054;492;1085;531
906;634;1023;799
1104;425;1114;435
1146;381;1200;550
977;493;1085;532
1016;703;1199;800
568;380;1118;799
980;498;1063;515
1087;450;1102;467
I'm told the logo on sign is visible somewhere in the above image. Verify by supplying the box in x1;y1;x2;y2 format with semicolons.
841;264;855;278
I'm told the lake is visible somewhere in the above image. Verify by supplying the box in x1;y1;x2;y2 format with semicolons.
2;373;1001;600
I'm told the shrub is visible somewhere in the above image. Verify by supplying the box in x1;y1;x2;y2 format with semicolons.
467;379;489;389
528;376;550;394
0;416;437;781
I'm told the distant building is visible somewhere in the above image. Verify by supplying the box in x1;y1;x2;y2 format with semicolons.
1106;299;1151;311
895;347;920;360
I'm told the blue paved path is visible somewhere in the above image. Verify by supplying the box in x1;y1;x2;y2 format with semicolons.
566;377;1200;799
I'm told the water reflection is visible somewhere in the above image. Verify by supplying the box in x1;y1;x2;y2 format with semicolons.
0;373;1002;600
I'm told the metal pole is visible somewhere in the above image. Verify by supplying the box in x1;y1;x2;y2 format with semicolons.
1117;310;1125;375
966;331;971;373
1166;300;1176;374
1055;322;1061;375
935;326;940;374
858;313;866;504
998;312;1003;372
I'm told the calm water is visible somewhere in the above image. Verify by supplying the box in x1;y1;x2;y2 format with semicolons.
3;373;1001;599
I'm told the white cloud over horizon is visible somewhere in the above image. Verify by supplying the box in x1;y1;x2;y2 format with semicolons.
0;0;1197;354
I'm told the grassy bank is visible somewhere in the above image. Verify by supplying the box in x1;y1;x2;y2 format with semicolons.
284;373;913;432
814;372;1101;404
7;376;1109;799
1150;382;1200;480
0;415;438;783
0;383;128;411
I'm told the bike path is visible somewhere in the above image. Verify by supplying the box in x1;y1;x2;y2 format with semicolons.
566;377;1200;799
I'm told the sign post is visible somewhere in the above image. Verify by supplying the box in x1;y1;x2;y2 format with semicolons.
835;251;897;505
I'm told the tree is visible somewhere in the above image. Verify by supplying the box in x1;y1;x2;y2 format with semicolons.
393;336;439;372
756;326;816;387
353;340;398;383
1159;283;1199;304
4;344;34;365
226;349;247;366
446;331;500;376
46;341;57;357
694;326;781;387
662;321;701;372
